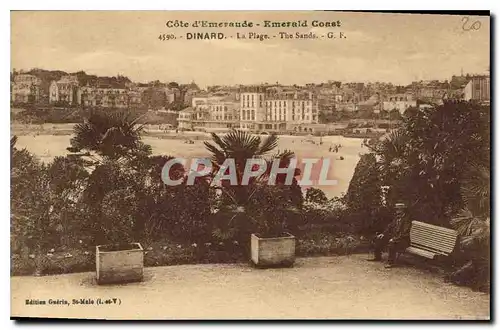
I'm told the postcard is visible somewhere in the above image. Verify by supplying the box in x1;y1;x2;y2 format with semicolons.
10;10;490;320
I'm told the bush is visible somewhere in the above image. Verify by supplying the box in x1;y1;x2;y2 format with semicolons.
344;153;383;236
11;142;95;278
296;231;367;256
378;123;390;129
305;187;328;204
147;182;214;244
11;146;48;254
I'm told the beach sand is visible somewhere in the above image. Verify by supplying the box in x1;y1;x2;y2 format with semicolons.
13;130;366;198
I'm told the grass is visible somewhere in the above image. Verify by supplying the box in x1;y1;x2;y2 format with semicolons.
11;231;369;276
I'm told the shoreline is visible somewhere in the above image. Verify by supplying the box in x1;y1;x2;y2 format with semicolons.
11;125;375;141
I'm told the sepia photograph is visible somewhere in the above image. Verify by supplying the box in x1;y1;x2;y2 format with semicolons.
9;10;490;320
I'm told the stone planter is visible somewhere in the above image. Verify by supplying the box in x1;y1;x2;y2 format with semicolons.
96;243;144;285
250;232;296;268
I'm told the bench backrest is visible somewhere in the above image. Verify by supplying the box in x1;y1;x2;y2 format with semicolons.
410;220;458;255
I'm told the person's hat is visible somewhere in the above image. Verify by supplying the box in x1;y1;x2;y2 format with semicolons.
395;203;406;209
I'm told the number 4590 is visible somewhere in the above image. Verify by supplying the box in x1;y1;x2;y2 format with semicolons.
158;34;176;41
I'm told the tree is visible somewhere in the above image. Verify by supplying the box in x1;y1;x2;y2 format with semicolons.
402;100;489;224
11;137;49;255
448;160;490;291
68;110;155;244
305;187;328;205
68;110;152;163
367;100;490;225
204;130;282;204
344;153;387;235
11;137;90;274
139;155;213;243
45;156;89;246
368;129;408;206
142;88;167;109
204;130;303;241
167;82;180;89
389;109;402;121
81;159;146;244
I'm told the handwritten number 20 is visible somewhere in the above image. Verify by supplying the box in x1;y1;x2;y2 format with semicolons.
462;17;481;31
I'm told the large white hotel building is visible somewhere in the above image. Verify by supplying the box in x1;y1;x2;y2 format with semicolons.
239;86;319;132
178;85;319;133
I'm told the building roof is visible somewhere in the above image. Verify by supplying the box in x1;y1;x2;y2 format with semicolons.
468;75;490;80
179;107;194;113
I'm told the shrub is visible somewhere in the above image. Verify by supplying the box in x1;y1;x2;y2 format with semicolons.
11;145;48;254
344;153;383;235
305;187;328;204
378;123;390;129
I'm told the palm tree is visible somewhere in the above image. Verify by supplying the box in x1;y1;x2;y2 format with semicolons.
67;110;168;245
10;135;18;151
452;160;490;240
68;110;151;164
449;160;490;291
371;129;407;175
204;130;302;240
203;130;294;204
367;129;409;207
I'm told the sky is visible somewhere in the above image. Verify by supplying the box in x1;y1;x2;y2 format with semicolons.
11;11;490;87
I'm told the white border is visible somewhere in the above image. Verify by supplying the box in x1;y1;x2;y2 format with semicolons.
2;1;496;329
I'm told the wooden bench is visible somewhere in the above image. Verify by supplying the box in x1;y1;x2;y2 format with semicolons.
404;221;458;259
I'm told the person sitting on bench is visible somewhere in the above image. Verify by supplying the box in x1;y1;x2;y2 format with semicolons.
368;203;412;268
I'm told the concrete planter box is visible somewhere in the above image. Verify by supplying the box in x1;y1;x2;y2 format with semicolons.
250;232;296;268
96;243;144;285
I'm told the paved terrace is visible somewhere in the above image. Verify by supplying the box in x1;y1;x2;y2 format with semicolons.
11;254;490;320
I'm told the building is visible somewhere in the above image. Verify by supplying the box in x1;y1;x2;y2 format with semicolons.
240;86;267;131
316;85;343;115
49;75;79;105
179;95;240;132
265;95;317;126
124;83;145;108
359;93;383;114
238;86;319;132
336;101;359;112
11;74;42;104
463;75;490;103
181;81;201;106
177;107;195;130
165;86;182;104
77;86;129;108
193;97;240;132
137;84;166;110
127;89;143;108
383;93;417;114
